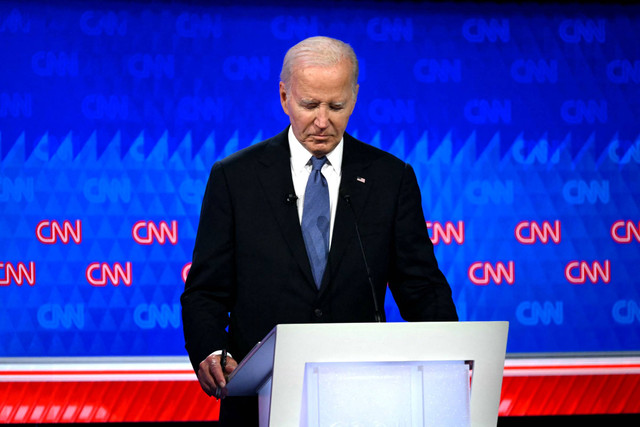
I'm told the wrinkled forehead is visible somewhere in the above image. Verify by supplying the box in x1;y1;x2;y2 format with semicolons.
290;59;358;95
290;63;356;100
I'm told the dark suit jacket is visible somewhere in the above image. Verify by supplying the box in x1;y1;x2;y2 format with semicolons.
181;128;457;370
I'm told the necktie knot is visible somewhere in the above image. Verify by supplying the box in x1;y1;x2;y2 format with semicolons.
310;156;327;172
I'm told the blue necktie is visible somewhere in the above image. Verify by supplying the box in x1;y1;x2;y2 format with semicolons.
301;156;330;288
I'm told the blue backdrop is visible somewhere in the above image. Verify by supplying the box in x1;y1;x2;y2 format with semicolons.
1;0;639;357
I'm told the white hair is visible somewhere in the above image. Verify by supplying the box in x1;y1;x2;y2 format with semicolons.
280;36;359;96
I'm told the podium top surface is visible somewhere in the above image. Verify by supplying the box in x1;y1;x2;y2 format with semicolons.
226;321;508;396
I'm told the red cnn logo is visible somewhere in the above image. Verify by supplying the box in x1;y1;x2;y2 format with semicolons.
565;260;610;284
0;262;35;286
611;220;640;243
426;221;464;245
86;262;132;286
132;220;178;245
515;220;561;244
36;220;82;244
468;261;515;285
182;262;191;283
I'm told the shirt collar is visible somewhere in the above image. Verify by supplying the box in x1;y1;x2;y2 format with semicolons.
288;126;343;176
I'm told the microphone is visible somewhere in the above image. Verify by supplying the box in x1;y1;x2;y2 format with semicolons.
341;193;382;323
285;193;298;205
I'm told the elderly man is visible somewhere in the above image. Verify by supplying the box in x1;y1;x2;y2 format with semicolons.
181;36;457;424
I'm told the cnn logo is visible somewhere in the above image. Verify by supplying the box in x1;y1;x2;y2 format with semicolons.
468;261;515;285
132;220;178;245
86;262;132;286
426;221;464;245
0;262;35;286
611;221;640;243
36;220;82;244
565;260;610;284
515;220;560;244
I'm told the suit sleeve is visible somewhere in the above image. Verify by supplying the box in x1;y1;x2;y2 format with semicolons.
387;163;458;321
181;161;236;372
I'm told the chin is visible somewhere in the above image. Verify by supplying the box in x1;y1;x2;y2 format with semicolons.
310;149;328;158
311;144;334;157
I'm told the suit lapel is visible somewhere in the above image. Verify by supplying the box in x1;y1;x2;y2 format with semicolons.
255;130;316;288
323;134;373;291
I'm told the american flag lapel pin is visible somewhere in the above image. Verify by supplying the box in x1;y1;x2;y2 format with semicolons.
356;176;366;184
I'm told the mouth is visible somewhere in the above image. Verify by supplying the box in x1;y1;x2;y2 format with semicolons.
312;135;331;141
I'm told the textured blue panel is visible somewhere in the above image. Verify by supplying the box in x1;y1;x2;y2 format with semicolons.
1;1;639;356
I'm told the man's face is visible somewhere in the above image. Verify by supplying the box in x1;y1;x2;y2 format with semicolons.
280;59;358;157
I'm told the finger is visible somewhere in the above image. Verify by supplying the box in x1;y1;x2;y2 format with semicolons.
197;367;216;396
208;355;227;388
197;356;220;396
224;357;238;375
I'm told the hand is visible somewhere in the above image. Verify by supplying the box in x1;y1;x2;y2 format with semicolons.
197;351;238;399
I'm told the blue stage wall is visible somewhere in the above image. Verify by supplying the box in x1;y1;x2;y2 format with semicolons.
1;1;639;357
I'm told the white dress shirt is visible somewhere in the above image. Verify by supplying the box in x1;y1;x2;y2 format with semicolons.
288;127;343;246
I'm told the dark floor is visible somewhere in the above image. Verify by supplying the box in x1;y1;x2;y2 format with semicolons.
498;414;640;426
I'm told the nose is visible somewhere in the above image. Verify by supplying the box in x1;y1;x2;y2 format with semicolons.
314;106;329;129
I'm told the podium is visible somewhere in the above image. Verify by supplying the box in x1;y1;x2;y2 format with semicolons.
226;321;508;427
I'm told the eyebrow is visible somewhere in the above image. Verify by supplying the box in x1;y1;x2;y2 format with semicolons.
299;98;347;107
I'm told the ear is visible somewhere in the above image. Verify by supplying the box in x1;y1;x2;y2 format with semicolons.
279;81;289;116
349;84;359;113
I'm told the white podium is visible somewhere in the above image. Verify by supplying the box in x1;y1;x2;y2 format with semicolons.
226;321;508;427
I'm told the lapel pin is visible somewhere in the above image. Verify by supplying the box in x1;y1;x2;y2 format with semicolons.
356;176;366;184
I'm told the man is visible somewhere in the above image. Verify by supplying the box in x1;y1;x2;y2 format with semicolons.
181;36;457;424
